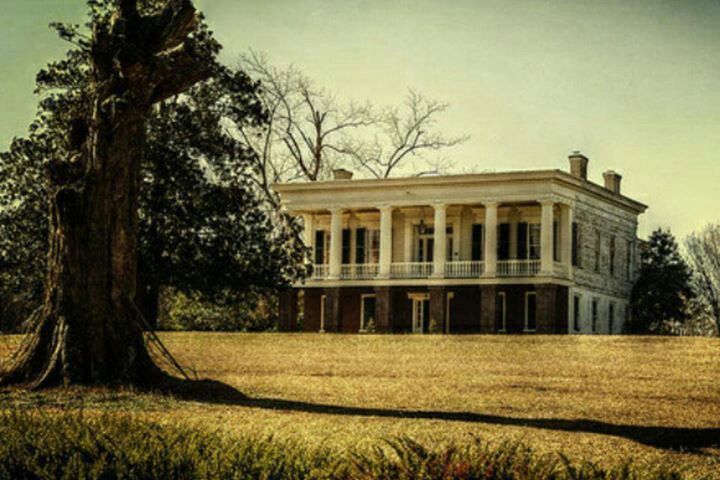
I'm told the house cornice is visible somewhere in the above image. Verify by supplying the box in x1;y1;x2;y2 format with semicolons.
273;169;648;215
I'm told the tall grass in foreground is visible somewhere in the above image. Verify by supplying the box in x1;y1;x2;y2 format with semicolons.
0;411;697;480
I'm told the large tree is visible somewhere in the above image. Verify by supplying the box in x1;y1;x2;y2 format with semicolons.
685;223;720;334
0;5;307;333
628;228;694;334
0;0;229;387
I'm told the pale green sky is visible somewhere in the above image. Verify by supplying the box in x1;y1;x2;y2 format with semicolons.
1;0;719;239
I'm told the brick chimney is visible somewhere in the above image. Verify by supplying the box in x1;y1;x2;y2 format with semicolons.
603;170;622;194
332;168;353;180
568;151;589;180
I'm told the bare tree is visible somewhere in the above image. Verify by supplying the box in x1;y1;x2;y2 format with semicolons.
233;51;375;206
686;223;720;334
340;89;469;178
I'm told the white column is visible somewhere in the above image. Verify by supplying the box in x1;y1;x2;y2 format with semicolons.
403;216;413;262
509;208;519;260
302;213;315;265
432;203;447;277
378;206;393;278
328;208;343;279
540;199;555;275
561;203;573;280
483;202;498;276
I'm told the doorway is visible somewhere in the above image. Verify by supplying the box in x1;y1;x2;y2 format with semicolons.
411;296;430;333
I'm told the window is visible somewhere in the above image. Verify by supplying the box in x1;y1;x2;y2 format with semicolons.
608;302;615;334
529;224;541;260
572;222;581;267
591;298;599;333
360;294;376;331
553;221;560;262
573;295;582;332
319;294;327;333
496;292;507;332
625;240;632;279
314;230;326;264
525;292;537;332
609;235;616;276
518;222;528;259
471;224;484;261
594;230;601;272
498;223;510;260
368;229;380;264
342;229;351;265
355;228;366;264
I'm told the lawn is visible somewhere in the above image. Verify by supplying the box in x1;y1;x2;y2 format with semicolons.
1;333;719;477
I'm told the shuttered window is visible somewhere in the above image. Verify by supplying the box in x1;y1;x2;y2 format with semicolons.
471;224;484;261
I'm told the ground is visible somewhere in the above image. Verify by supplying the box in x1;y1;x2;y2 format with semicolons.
1;334;719;477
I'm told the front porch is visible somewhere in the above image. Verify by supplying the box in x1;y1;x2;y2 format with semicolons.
302;198;574;283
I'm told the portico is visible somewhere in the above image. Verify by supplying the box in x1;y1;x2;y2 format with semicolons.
302;199;574;283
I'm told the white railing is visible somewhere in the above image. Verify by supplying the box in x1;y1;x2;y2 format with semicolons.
446;261;484;278
497;260;541;277
341;263;379;279
311;264;329;279
390;262;434;279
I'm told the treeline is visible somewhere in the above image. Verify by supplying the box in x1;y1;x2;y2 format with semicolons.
629;225;719;336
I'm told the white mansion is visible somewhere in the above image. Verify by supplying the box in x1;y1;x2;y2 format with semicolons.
275;153;646;334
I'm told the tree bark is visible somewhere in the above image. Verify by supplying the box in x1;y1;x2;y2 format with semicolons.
0;0;212;388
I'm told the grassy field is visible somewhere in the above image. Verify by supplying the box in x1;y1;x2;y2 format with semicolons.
1;333;719;477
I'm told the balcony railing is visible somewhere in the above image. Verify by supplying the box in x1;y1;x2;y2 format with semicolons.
390;262;434;279
311;259;548;280
497;260;541;277
341;263;379;279
311;264;328;280
446;260;484;278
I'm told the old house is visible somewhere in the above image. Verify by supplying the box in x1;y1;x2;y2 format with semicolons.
276;153;646;334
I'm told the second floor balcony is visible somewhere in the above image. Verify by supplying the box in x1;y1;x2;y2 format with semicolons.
298;198;577;284
310;259;563;281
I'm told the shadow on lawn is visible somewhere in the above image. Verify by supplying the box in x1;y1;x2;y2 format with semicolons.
160;378;720;453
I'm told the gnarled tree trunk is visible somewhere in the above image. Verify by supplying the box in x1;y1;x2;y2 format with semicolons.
1;0;214;388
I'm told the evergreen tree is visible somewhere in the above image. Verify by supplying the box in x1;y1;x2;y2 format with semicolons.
629;228;694;333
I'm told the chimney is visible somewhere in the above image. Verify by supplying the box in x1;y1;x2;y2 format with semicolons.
568;151;589;180
332;168;353;180
603;170;622;194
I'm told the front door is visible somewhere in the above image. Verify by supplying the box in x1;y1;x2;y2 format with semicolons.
417;236;434;263
412;297;430;333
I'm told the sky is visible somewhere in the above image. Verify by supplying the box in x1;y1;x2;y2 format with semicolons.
1;0;719;239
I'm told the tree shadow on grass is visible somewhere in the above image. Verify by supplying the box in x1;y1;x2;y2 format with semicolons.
157;378;720;453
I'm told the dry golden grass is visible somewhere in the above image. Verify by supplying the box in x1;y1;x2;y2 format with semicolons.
1;333;719;477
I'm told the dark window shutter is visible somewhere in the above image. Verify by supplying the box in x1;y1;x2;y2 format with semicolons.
355;228;366;264
471;224;484;261
572;222;579;266
342;229;351;264
498;223;510;260
314;230;325;264
518;222;528;260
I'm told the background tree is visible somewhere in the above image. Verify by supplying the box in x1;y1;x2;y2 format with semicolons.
685;223;720;334
339;89;469;179
628;228;694;334
0;0;236;388
234;52;467;209
235;51;375;207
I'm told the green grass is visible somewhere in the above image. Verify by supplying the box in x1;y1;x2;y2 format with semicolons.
1;334;719;478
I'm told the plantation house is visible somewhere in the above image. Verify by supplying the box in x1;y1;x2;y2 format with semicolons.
275;153;647;334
